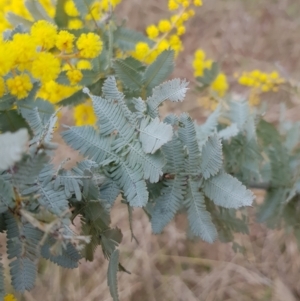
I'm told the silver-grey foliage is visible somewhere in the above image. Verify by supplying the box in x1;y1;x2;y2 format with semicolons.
0;75;255;298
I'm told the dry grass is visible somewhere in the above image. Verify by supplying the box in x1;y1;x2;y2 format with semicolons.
5;0;300;300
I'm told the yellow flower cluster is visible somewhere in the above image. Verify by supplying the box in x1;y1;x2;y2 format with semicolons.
132;0;200;63
0;0;54;32
64;0;122;29
193;49;229;97
237;70;285;106
238;70;284;92
0;20;102;100
4;294;17;301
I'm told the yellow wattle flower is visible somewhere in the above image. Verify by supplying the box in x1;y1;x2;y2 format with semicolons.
6;74;33;99
76;33;103;59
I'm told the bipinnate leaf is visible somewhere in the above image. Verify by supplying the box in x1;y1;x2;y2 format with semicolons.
200;134;223;179
185;180;217;243
139;117;173;154
218;123;239;140
10;258;36;292
0;129;29;170
107;249;120;301
204;172;254;208
196;106;220;148
0;178;14;213
147;78;188;117
151;177;186;234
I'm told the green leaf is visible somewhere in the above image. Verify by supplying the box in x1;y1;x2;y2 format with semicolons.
100;228;122;259
25;0;53;22
143;50;174;95
113;57;144;90
54;0;69;27
0;110;30;133
0;94;16;111
107;249;120;301
6;13;33;29
114;27;154;51
73;0;94;18
58;79;103;106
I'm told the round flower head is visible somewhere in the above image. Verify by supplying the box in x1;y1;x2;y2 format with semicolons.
211;73;228;97
4;294;17;301
56;30;75;53
0;41;14;76
67;69;83;85
74;101;97;126
168;0;179;10
64;0;80;16
6;74;33;99
68;19;83;29
31;52;60;83
76;33;103;58
146;25;159;39
12;33;36;71
77;60;92;70
132;42;150;60
158;20;172;33
31;20;57;50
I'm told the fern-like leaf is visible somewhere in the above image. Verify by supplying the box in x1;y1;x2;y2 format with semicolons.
87;91;136;147
9;257;36;292
0;178;14;213
151;177;186;233
200;134;223;179
218;123;239;140
203;172;254;208
62;126;117;164
126;141;164;183
110;162;148;207
147;78;188;117
178;113;201;173
100;179;120;206
101;76;136;125
41;239;80;269
37;181;69;215
196;106;220;148
185;180;217;243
